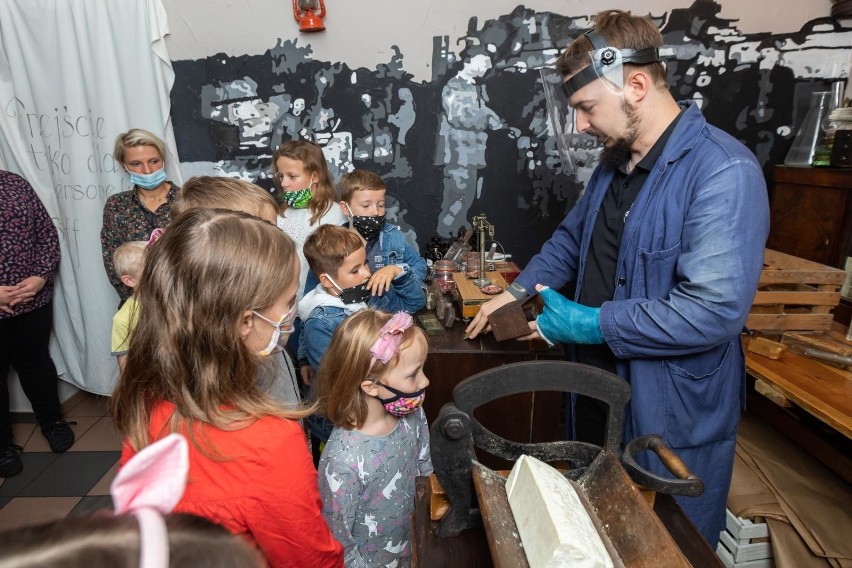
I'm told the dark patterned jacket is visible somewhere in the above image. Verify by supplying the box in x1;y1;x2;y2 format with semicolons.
0;170;60;320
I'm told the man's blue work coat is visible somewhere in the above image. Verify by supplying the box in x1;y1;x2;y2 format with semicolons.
514;102;770;544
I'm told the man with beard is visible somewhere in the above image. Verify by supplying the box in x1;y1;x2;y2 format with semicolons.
467;10;769;547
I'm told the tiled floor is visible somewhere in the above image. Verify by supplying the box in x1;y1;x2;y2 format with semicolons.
0;392;120;531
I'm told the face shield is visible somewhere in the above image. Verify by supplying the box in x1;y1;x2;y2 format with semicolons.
542;29;660;177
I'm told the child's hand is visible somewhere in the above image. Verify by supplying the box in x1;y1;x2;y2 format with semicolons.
367;266;402;296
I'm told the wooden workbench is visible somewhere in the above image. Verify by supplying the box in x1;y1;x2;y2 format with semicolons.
743;333;852;483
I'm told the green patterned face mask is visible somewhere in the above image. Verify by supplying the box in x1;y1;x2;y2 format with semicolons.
281;186;312;209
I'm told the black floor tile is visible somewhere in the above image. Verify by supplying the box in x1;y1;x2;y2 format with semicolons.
16;452;120;497
69;495;114;517
0;452;62;497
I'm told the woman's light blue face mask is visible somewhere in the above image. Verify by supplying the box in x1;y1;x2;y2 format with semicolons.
127;167;167;190
252;302;297;356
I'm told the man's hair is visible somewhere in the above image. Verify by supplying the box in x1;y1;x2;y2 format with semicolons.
271;140;338;224
113;128;167;166
0;512;265;567
171;176;277;221
112;241;147;280
339;170;385;203
303;224;365;278
111;208;311;454
315;309;427;429
556;10;667;89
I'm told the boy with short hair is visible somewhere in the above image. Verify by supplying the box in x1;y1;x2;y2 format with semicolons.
111;241;147;372
338;170;427;296
298;225;425;442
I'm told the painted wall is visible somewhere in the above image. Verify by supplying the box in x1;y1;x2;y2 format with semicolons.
163;1;850;266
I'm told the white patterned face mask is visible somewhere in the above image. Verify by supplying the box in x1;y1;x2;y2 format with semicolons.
252;302;297;356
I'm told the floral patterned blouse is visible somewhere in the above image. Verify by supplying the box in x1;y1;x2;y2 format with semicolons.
100;183;178;302
0;170;60;320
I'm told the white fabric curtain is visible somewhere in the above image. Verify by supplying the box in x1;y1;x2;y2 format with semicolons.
0;0;180;395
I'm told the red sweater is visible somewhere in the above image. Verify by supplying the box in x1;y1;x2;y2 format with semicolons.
121;402;343;567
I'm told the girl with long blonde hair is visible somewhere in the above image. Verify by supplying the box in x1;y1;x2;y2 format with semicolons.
112;208;343;567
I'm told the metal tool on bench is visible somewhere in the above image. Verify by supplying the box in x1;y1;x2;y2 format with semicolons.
430;360;705;567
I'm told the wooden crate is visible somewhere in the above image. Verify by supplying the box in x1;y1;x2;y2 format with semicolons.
747;249;848;332
453;271;508;318
716;509;773;568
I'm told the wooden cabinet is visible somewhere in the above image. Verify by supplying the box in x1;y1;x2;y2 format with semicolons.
768;166;852;269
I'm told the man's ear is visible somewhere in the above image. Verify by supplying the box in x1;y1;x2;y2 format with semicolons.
120;275;137;288
625;69;651;104
238;310;255;341
360;379;379;397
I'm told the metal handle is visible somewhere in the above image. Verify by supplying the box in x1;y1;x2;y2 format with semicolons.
622;435;704;496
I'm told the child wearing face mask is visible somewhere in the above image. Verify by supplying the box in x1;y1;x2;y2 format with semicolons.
338;170;427;298
315;309;432;568
298;225;426;444
272;140;347;301
112;208;344;568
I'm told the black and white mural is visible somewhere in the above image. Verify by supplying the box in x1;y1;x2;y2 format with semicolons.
171;2;851;265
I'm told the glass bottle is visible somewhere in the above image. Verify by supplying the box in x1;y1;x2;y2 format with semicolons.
813;82;846;167
785;91;831;168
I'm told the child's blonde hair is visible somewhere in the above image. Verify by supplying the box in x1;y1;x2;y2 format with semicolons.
271;140;337;224
315;309;427;429
171;176;278;221
339;169;385;203
111;208;311;452
0;512;265;567
112;241;147;280
303;224;365;278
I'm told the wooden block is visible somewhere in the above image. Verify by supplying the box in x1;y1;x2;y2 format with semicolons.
489;300;536;342
746;337;787;360
454;271;508;318
754;379;794;408
429;474;450;521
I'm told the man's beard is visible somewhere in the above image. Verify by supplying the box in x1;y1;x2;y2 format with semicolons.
600;101;639;170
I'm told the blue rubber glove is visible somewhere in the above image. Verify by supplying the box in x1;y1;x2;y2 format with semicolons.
535;286;605;345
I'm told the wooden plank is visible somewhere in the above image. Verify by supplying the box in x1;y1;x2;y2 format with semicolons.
725;510;769;540
752;290;841;305
744;336;852;439
472;462;530;568
746;313;835;331
719;530;772;563
762;248;848;273
758;270;847;286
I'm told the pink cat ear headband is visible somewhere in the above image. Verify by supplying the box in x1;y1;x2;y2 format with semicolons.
370;311;414;365
111;433;189;568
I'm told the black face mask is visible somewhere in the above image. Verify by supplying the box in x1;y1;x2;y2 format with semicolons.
350;213;386;242
325;275;372;305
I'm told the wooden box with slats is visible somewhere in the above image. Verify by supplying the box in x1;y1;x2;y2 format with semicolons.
747;249;848;332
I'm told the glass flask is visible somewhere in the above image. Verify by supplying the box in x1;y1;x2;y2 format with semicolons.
785;91;831;168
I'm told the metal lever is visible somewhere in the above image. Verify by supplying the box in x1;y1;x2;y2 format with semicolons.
622;435;704;496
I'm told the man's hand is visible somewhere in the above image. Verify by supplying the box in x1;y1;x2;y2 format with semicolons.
465;290;515;339
8;277;45;307
367;266;402;296
534;284;604;345
0;285;19;315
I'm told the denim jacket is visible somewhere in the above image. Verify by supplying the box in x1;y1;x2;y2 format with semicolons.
364;223;428;284
297;272;426;371
515;102;769;542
